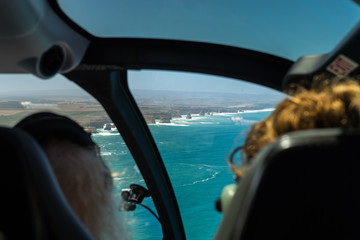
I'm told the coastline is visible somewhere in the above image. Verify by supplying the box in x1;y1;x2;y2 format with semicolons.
0;97;277;130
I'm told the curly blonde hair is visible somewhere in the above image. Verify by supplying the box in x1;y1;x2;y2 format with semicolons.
242;77;360;166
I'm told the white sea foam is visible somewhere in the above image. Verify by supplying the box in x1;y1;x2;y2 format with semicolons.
213;112;238;116
231;116;244;122
242;108;275;113
113;176;134;181
231;116;256;124
199;122;220;124
179;115;208;120
101;152;112;156
118;150;128;155
94;131;120;136
178;163;227;187
154;122;189;127
179;163;227;169
182;170;220;187
191;116;208;120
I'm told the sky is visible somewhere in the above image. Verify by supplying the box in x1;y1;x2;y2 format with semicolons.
0;0;359;94
0;74;78;94
58;0;360;60
128;70;281;95
0;70;284;97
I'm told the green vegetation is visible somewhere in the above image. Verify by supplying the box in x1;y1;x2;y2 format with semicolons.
0;113;29;127
0;101;24;110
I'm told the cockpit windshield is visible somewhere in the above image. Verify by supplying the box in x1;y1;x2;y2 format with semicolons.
127;70;285;239
2;0;360;239
57;0;360;60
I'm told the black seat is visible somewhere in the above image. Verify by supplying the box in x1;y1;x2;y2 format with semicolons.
214;128;360;240
0;127;94;240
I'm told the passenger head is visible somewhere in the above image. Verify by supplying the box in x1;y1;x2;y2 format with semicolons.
232;76;360;177
15;112;123;240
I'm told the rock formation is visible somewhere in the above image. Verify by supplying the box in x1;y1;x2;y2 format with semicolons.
159;116;171;123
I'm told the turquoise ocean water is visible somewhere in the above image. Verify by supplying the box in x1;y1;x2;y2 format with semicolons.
92;110;272;240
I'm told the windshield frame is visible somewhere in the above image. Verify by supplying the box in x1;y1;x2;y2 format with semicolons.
49;0;360;239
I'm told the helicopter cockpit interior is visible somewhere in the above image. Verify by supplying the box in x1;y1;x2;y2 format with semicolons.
0;0;360;239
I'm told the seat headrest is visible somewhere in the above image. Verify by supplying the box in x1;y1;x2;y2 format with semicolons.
0;127;94;239
14;112;95;148
214;128;360;240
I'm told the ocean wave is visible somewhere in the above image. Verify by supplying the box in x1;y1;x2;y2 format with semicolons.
231;116;256;124
149;109;273;126
177;163;228;187
200;109;275;116
181;170;220;187
179;163;227;169
213;112;238;116
113;176;135;181
231;116;243;122
154;122;189;127
199;122;220;124
101;152;112;156
180;114;204;117
190;116;208;120
180;115;209;119
93;131;120;136
242;108;275;113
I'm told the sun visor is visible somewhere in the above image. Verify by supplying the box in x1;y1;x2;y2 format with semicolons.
283;21;360;89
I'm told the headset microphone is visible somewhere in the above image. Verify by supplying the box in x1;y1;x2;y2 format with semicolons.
215;183;237;213
216;146;244;213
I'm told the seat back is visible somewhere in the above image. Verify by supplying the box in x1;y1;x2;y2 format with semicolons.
214;128;360;240
0;127;93;240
